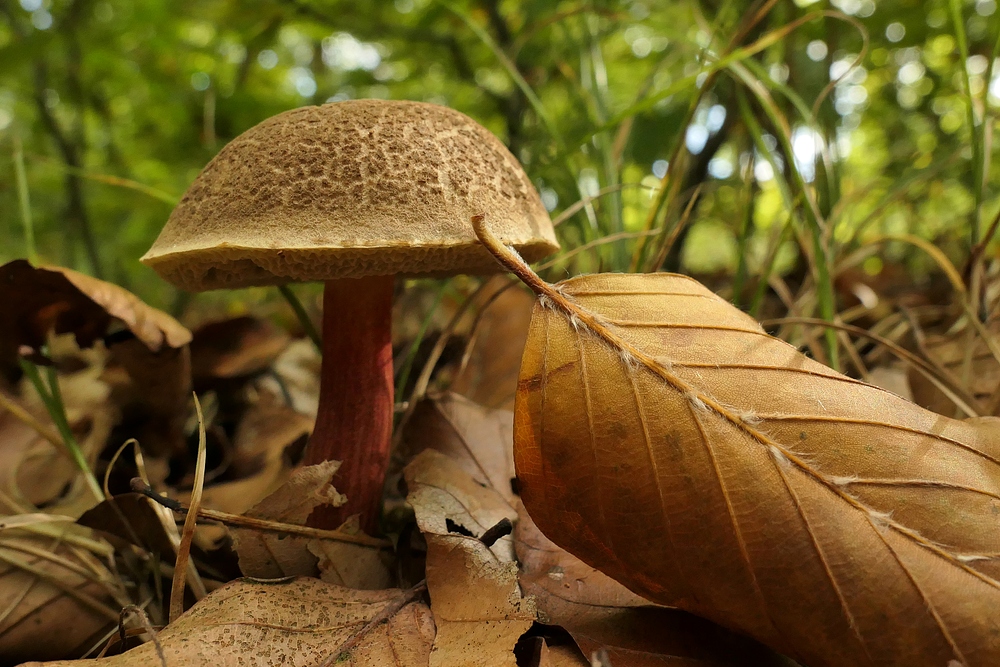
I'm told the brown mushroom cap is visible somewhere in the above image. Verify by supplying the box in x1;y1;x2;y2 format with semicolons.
141;100;559;291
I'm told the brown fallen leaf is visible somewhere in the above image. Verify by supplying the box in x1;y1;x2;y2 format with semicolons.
1;338;117;509
401;392;517;504
451;276;535;410
405;449;533;667
0;393;79;508
516;503;794;666
512;271;1000;667
19;577;435;667
0;524;128;663
0;260;190;372
517;637;589;667
104;337;191;459
309;514;394;590
231;461;345;578
196;391;312;517
258;339;321;418
0;261;192;459
190;316;291;385
76;493;176;557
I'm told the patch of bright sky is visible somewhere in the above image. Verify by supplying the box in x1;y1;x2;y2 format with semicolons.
578;168;600;198
289;67;317;97
323;33;381;72
258;50;279;70
807;40;828;62
791;127;823;182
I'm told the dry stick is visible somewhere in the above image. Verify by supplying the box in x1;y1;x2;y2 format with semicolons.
317;518;513;666
131;480;392;549
318;580;429;666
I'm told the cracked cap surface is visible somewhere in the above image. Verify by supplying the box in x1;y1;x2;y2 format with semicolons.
141;99;559;291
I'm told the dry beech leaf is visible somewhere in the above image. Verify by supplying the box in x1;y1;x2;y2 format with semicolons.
190;316;291;384
231;461;346;578
517;637;589;667
0;260;190;371
19;577;435;667
451;276;535;410
514;273;1000;667
0;528;127;663
308;514;394;590
515;503;793;667
405;449;533;666
402;392;516;504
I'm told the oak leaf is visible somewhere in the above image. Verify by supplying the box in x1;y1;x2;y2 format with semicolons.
514;272;1000;667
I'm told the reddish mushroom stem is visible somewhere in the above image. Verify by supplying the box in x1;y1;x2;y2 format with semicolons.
305;274;395;534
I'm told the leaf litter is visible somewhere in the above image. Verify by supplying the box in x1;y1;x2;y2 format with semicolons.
14;242;976;667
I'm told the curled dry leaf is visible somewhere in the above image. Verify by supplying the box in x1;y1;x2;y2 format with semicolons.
189;316;291;385
19;577;435;667
514;273;1000;667
405;449;533;667
0;260;192;458
0;526;127;663
0;260;190;370
402;392;517;504
309;514;394;590
231;461;345;578
515;503;793;666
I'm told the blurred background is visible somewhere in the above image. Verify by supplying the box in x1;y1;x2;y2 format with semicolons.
0;0;996;329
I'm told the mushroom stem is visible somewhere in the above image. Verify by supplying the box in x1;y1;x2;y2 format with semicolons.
305;274;395;534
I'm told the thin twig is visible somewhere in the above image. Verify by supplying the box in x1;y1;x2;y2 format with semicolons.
317;580;428;666
131;479;392;549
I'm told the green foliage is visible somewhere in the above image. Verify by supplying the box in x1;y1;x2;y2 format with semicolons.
0;0;998;332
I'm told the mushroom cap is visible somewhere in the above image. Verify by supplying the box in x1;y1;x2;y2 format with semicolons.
141;100;559;291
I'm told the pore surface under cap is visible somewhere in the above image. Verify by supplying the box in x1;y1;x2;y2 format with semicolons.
142;100;559;291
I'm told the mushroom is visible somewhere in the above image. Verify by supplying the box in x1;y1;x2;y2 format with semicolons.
141;100;559;533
